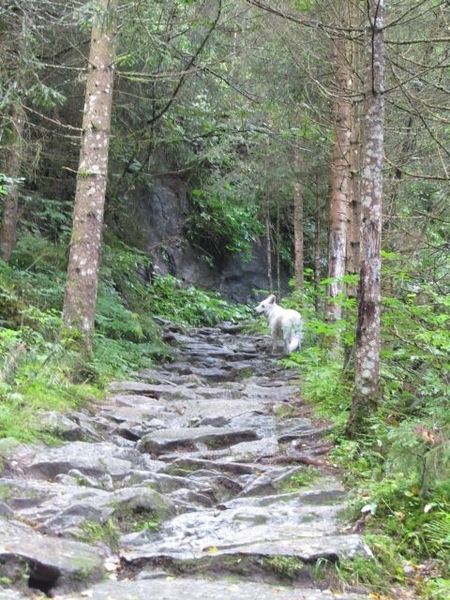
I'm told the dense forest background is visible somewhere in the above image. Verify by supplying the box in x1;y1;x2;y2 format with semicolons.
1;1;450;598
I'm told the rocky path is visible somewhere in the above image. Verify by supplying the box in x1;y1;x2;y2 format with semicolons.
0;322;375;599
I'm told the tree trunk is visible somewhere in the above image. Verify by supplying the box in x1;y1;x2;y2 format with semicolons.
313;172;323;315
344;97;362;370
265;214;273;293
276;202;281;296
346;0;385;437
62;0;117;355
293;148;304;290
344;1;363;369
0;106;24;262
346;92;362;300
325;29;351;324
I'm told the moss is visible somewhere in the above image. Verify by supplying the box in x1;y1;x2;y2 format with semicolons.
77;519;120;552
279;470;318;492
274;404;298;420
262;556;305;580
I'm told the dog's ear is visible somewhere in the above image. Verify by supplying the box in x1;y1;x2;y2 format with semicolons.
269;295;276;304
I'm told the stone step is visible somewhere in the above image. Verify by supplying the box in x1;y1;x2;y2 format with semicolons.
0;321;376;599
61;577;370;600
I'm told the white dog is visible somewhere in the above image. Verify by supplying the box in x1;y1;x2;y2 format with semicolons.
255;294;303;355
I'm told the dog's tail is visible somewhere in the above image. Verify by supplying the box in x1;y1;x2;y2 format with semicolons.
288;324;303;353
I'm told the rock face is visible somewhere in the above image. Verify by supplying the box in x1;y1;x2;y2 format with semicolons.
0;324;374;599
124;177;292;302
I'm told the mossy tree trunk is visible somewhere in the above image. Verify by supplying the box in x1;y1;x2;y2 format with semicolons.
0;106;24;262
325;25;352;325
344;0;363;370
293;147;304;291
62;0;117;355
346;0;385;437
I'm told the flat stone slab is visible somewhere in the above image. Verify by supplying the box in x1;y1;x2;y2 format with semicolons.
138;425;259;455
20;441;147;480
1;478;177;538
120;486;373;563
0;520;104;593
101;397;275;430
54;577;370;600
106;381;190;397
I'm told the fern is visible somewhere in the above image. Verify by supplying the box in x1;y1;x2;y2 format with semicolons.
423;513;450;554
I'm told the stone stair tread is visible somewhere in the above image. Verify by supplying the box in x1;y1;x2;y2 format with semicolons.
122;532;371;564
79;577;369;600
120;491;372;564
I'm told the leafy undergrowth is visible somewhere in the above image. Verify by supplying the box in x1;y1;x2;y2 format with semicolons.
0;234;253;444
285;341;450;599
278;263;450;599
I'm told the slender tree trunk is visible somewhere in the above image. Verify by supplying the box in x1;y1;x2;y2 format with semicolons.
326;28;351;324
0;106;24;262
344;98;362;370
313;172;323;315
276;202;281;296
346;96;362;299
344;1;363;369
265;215;273;293
62;0;117;355
293;148;304;290
346;0;385;437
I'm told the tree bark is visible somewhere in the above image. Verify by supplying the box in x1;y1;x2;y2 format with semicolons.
313;175;323;315
62;0;117;355
0;106;24;262
346;0;385;437
265;215;273;293
344;0;363;369
326;28;351;324
293;147;304;290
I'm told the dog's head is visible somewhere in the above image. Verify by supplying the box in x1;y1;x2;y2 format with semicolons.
255;294;276;315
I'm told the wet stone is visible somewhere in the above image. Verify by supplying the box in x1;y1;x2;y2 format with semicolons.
0;321;375;599
137;425;259;456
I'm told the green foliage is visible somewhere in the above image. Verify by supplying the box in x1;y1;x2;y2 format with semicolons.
145;274;253;326
288;250;450;595
92;336;171;381
185;187;263;264
421;578;450;600
274;404;298;420
96;281;152;343
25;83;66;109
0;229;252;441
285;347;351;432
0;342;101;443
132;517;162;533
333;534;404;594
101;235;253;328
78;520;120;552
292;0;316;12
20;196;73;243
0;174;22;198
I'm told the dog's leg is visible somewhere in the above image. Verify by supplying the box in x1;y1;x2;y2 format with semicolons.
282;325;290;355
270;334;278;354
283;333;290;354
